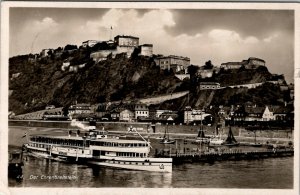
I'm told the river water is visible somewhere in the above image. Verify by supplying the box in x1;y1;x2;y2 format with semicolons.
9;155;293;188
8;126;294;188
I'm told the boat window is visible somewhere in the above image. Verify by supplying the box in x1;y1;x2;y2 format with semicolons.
136;162;138;165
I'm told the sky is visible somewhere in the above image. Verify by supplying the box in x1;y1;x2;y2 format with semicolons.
9;8;294;83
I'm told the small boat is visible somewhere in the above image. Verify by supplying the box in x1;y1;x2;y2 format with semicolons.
155;136;164;140
223;126;239;146
209;137;224;145
209;125;224;146
160;138;176;144
195;128;210;144
118;134;127;138
249;130;262;147
8;150;24;180
249;143;263;147
159;125;175;144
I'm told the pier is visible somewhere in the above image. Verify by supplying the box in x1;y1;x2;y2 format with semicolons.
155;148;294;164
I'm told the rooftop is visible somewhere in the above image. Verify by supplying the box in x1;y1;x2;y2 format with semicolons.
114;35;139;39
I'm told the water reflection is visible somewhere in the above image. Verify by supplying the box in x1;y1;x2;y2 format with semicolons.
9;155;292;188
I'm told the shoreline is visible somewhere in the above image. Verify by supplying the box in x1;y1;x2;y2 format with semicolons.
9;124;293;149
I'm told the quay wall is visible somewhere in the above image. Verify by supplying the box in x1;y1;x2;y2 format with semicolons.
9;120;293;139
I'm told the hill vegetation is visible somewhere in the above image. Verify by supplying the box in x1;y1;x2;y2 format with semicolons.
9;48;180;114
9;46;290;115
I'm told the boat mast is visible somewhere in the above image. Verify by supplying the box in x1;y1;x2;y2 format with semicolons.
167;123;169;140
129;126;152;148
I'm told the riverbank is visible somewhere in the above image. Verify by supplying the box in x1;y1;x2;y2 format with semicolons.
9;124;293;149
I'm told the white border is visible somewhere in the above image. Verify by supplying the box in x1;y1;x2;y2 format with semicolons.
1;2;299;195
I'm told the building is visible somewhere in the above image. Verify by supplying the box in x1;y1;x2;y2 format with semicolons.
220;62;243;70
68;103;92;115
155;110;173;118
82;40;100;47
289;84;294;100
175;74;190;81
90;35;140;61
40;49;53;57
262;106;276;121
184;107;211;124
90;49;116;62
199;82;221;90
95;104;109;118
158;112;179;122
139;44;153;56
232;106;246;122
197;69;214;78
273;107;293;121
110;109;120;121
45;105;55;110
134;103;149;119
119;109;135;122
244;107;265;121
246;57;265;69
218;106;231;117
43;111;68;121
114;35;139;47
114;35;139;58
61;61;70;71
154;55;190;73
220;57;265;70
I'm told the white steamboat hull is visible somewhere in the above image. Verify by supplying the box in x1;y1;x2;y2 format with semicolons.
88;157;172;172
25;144;52;159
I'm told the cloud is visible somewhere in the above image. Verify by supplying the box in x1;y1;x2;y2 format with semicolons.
263;33;279;42
208;29;242;43
34;17;58;28
244;36;259;44
208;29;259;44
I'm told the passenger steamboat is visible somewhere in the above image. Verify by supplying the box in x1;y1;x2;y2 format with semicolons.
24;121;172;172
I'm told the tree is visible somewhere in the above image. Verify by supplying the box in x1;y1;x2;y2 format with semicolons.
64;44;78;51
47;50;53;56
62;106;69;116
204;60;213;69
187;65;199;76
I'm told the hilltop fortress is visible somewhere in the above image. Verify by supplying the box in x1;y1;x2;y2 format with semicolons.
85;35;191;74
89;35;153;61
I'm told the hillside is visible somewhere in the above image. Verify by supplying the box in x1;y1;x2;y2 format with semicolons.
9;49;181;115
9;46;290;115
